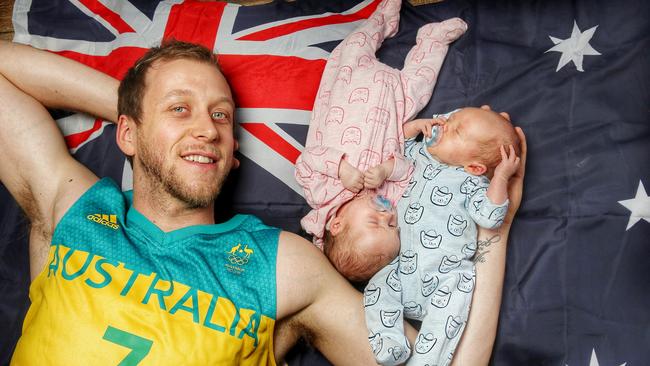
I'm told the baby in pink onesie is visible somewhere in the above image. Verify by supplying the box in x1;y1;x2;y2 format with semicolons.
294;0;468;281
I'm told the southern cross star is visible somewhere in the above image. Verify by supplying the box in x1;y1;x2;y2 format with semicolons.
546;21;601;72
618;180;650;230
566;348;627;366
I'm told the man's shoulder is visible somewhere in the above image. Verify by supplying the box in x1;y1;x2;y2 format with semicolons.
275;229;346;322
277;230;317;253
276;230;329;276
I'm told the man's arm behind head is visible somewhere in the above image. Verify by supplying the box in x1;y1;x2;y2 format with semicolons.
0;41;110;278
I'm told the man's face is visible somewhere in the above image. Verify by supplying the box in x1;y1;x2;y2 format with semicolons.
133;58;235;208
427;108;494;168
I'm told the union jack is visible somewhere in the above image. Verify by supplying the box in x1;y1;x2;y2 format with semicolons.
12;0;383;195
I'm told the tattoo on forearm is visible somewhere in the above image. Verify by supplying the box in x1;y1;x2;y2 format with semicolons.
473;233;501;264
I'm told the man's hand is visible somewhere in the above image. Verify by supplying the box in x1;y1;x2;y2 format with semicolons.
339;159;364;193
364;159;394;189
493;144;520;183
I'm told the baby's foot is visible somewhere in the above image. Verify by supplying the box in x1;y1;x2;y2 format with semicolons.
374;336;410;365
370;0;401;34
378;0;402;16
424;17;468;44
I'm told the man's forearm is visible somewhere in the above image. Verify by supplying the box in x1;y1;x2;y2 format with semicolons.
451;224;509;365
0;41;118;122
453;126;526;365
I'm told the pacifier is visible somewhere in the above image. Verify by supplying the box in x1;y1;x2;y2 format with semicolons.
424;125;442;147
371;194;395;213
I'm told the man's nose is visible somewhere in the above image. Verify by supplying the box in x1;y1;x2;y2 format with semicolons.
192;112;219;141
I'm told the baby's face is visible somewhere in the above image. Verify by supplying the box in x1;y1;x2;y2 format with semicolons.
427;108;498;168
338;193;400;263
354;225;401;260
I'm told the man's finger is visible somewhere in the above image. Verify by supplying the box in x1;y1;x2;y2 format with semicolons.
515;127;527;175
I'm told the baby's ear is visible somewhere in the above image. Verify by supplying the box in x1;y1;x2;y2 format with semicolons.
499;112;511;121
329;216;343;236
464;162;487;176
480;105;492;111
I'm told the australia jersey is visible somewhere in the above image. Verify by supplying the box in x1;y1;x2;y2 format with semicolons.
12;178;279;365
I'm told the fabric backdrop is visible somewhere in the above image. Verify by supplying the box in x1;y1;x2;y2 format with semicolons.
2;0;648;365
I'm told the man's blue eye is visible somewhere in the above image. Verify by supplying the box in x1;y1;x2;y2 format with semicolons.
211;111;226;119
173;106;185;113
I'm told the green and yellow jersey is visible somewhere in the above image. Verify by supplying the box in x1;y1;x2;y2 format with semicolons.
12;178;279;365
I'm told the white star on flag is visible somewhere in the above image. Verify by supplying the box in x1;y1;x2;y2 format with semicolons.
618;180;650;230
546;21;601;72
566;348;626;366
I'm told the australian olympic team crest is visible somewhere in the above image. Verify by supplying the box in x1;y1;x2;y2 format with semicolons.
225;243;254;275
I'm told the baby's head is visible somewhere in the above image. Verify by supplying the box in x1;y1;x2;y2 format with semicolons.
428;106;520;177
323;192;400;282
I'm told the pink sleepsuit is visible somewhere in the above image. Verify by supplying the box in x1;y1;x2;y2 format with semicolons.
294;0;468;247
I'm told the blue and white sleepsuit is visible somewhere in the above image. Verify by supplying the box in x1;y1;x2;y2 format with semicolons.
364;135;508;366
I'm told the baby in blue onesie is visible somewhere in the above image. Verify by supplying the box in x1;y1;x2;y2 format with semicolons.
364;106;521;366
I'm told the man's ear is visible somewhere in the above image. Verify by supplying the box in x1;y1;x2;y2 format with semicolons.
116;115;136;157
329;216;344;236
499;111;511;121
465;162;487;176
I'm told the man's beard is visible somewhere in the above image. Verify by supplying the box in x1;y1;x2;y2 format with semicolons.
137;139;227;209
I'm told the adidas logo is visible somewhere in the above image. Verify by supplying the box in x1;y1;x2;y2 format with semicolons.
87;213;119;230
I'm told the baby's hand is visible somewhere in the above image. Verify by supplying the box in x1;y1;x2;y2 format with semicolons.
493;145;520;183
364;159;395;189
364;165;389;189
425;117;447;138
415;119;435;139
419;118;447;138
432;116;447;125
339;159;364;193
404;118;444;139
404;118;445;139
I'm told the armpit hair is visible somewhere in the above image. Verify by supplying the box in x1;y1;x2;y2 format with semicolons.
15;181;52;241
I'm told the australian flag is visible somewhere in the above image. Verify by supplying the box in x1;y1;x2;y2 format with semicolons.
2;0;649;365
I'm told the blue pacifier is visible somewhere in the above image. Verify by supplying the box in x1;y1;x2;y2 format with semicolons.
371;194;395;213
424;125;442;147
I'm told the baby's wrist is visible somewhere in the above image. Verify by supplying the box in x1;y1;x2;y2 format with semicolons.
492;173;511;184
338;159;351;177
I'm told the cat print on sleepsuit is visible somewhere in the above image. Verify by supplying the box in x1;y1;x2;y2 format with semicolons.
293;0;469;248
364;133;508;366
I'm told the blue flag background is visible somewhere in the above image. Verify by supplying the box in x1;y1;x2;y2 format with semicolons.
1;0;648;365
